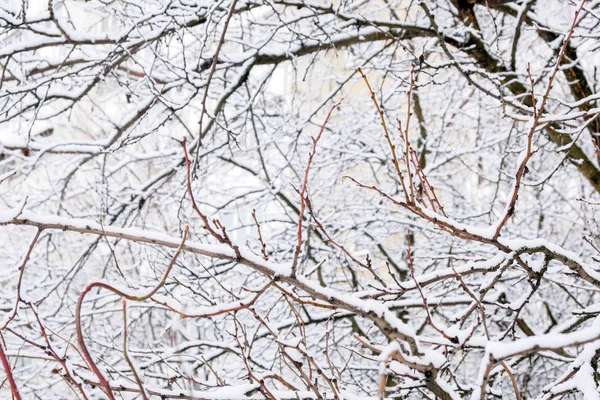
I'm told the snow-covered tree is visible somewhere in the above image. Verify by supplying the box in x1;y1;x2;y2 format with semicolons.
1;0;600;398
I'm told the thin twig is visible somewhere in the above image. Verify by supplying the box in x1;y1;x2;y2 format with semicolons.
0;333;22;400
291;100;343;275
122;300;149;400
358;68;410;202
75;227;189;400
194;0;240;168
252;209;268;261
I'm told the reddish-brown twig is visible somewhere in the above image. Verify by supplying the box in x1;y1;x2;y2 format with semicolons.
358;68;410;203
252;209;269;261
0;333;22;400
493;0;586;239
305;195;387;287
2;228;41;329
182;138;226;242
27;304;90;399
75;226;188;400
291;100;343;275
402;65;417;204
407;236;454;342
182;138;242;259
195;0;239;145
